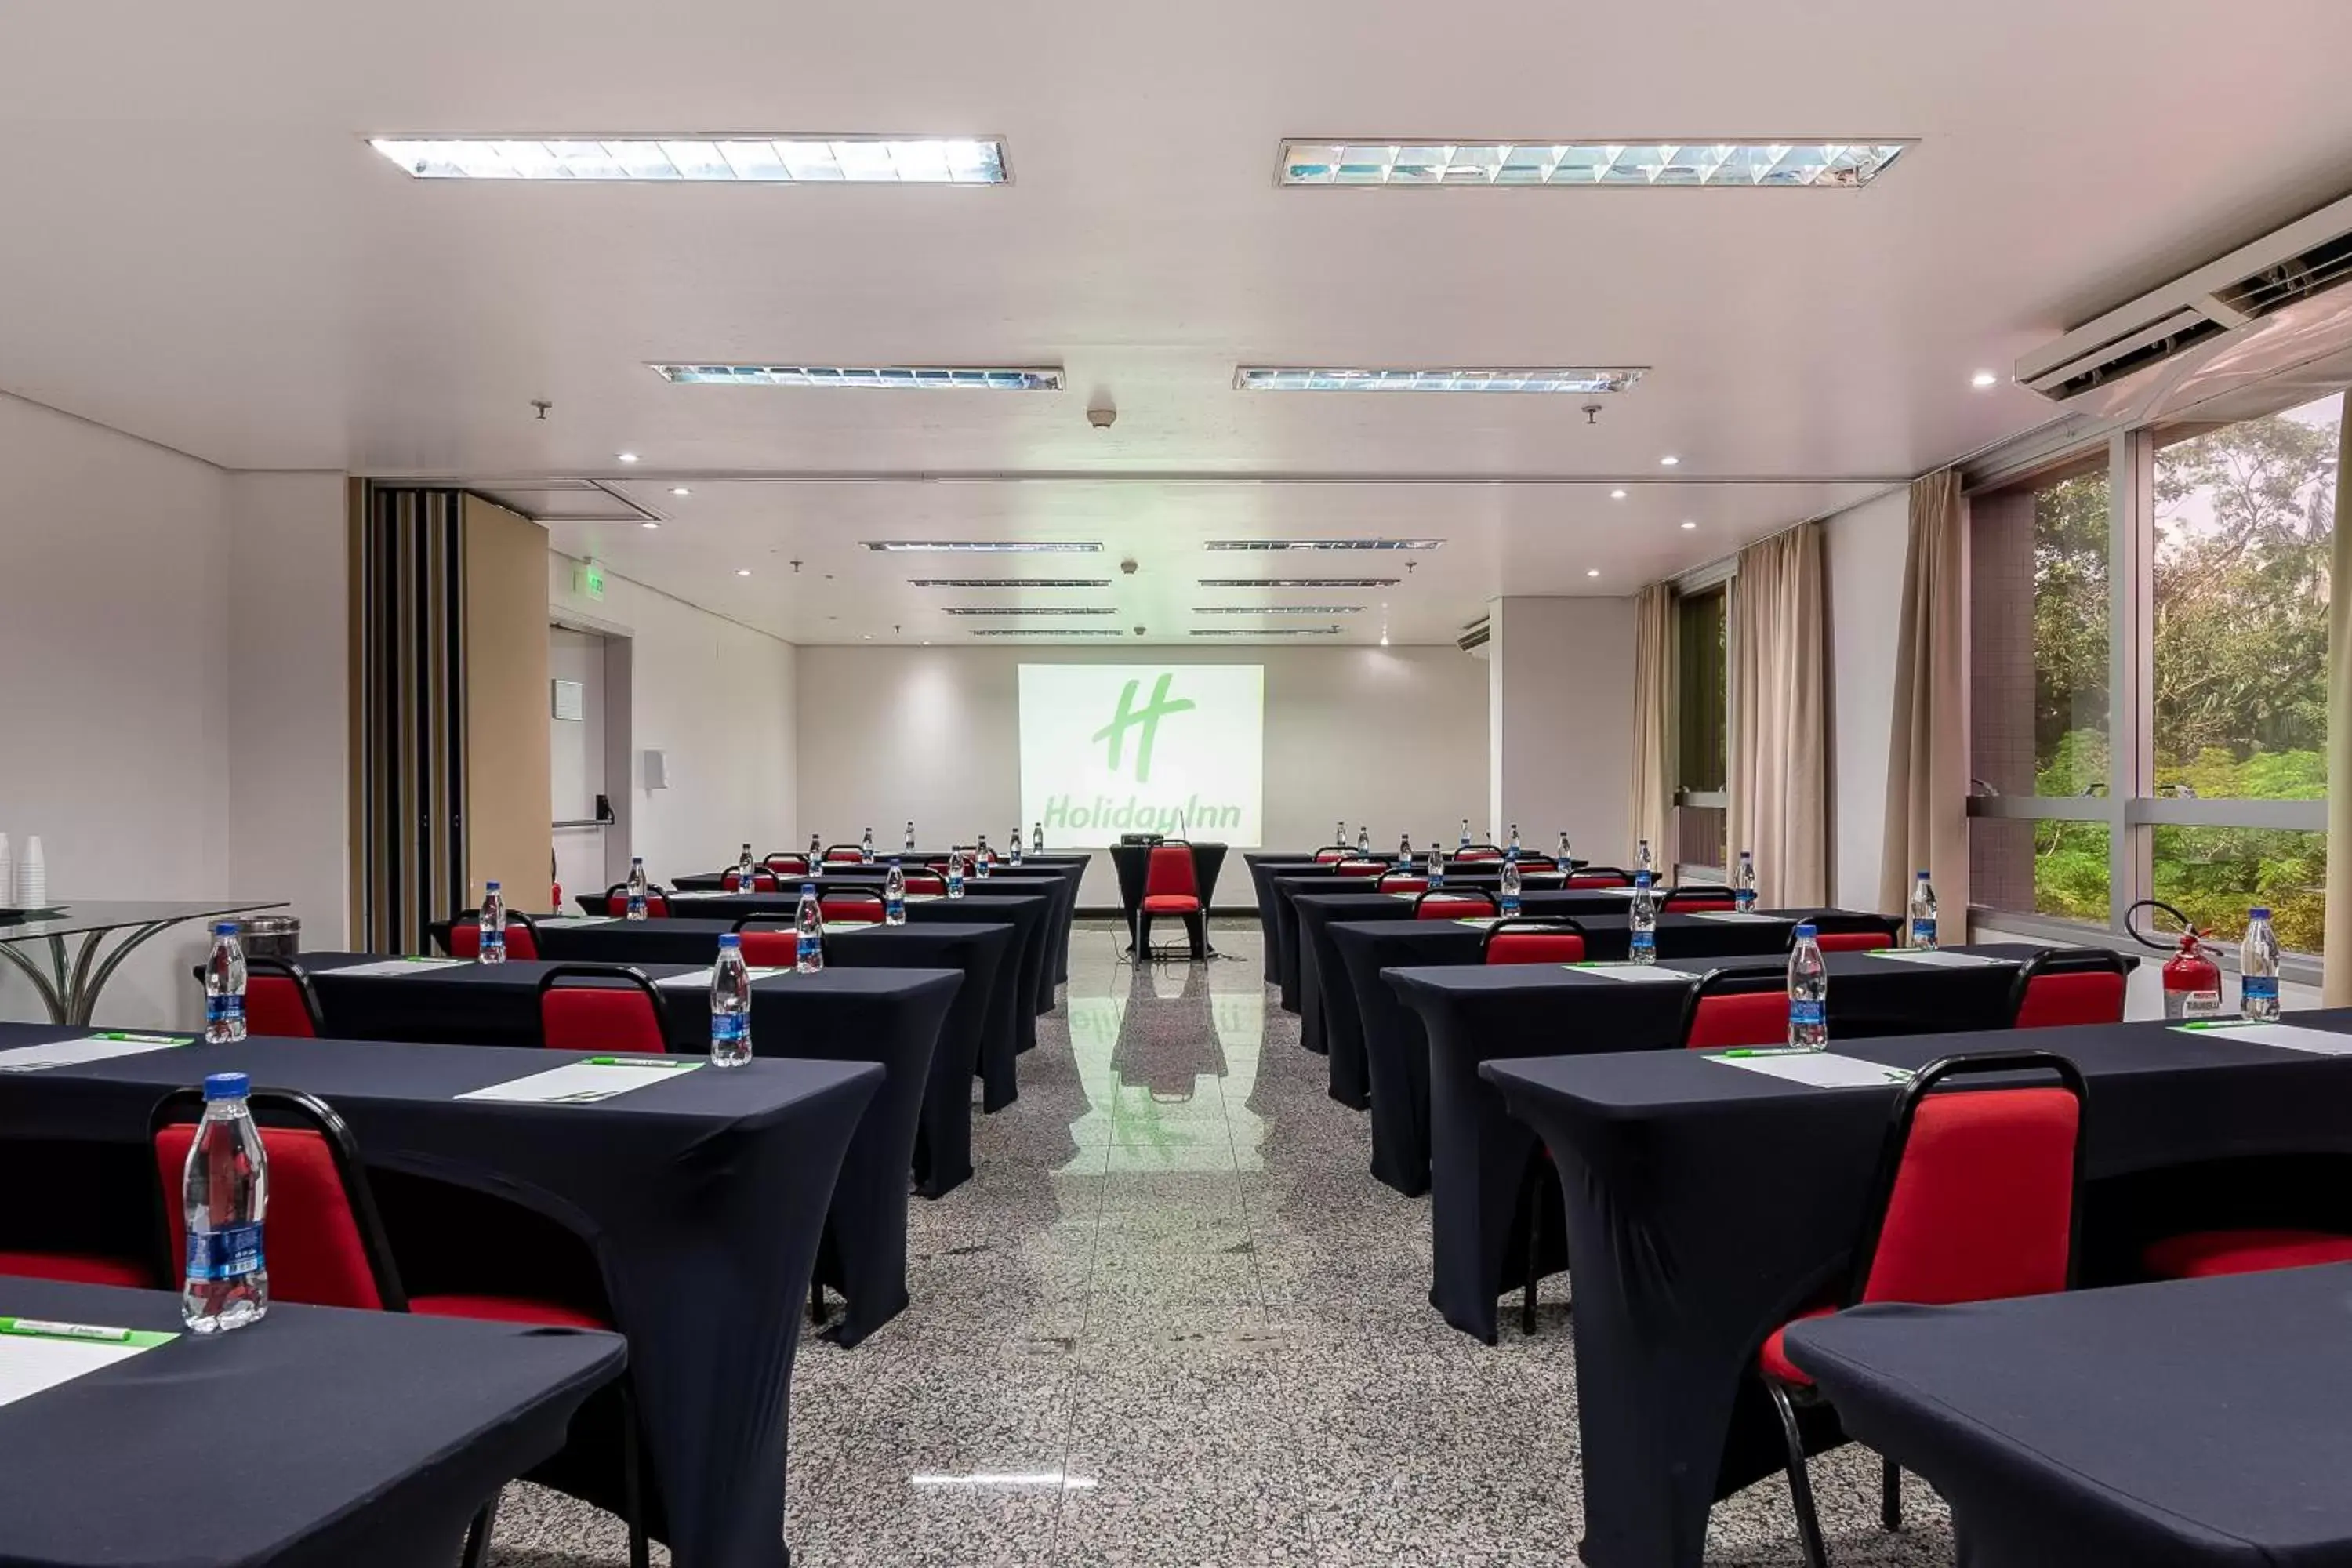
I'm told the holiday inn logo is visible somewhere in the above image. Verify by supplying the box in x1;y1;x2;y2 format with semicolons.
1091;671;1196;783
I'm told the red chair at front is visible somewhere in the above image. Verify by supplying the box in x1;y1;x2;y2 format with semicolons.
1138;844;1207;960
445;912;542;962
150;1087;644;1567
1754;1050;2087;1568
1677;967;1790;1049
245;957;328;1037
2008;948;2129;1029
722;869;782;893
821;892;886;926
1414;889;1496;920
1566;866;1632;889
536;966;672;1054
603;884;670;919
1483;918;1587;965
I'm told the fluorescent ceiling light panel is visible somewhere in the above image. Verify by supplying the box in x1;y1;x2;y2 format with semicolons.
1236;366;1644;394
1196;578;1399;589
1195;604;1363;615
941;606;1117;616
1204;539;1444;552
370;136;1007;183
969;628;1127;637
650;364;1061;390
864;541;1102;554
1278;140;1910;188
909;578;1112;589
1190;626;1345;637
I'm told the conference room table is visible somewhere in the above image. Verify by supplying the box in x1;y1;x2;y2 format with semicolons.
440;914;1014;1196
1261;864;1581;1016
0;1276;626;1568
1481;1007;2352;1568
296;953;956;1350
1310;895;1839;1110
1786;1266;2352;1568
0;1025;878;1568
763;850;1091;985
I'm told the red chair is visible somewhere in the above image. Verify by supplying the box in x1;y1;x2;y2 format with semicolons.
602;884;669;919
1312;846;1352;863
1138;844;1207;960
820;892;886;926
1677;967;1790;1050
1414;889;1497;920
536;966;672;1054
1457;846;1504;862
151;1087;644;1567
245;957;328;1037
763;853;810;877
445;912;542;962
823;845;867;864
1793;915;1901;954
1333;859;1386;877
0;1250;154;1287
1661;885;1737;913
902;870;946;896
1755;1050;2086;1568
1482;918;1588;965
731;919;800;967
1566;866;1633;889
2008;948;2129;1029
1512;855;1558;873
1377;873;1428;895
721;869;782;893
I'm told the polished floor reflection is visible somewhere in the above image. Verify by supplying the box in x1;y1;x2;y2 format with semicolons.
489;918;1954;1566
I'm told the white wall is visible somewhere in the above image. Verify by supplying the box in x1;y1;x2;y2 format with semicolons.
794;644;1492;908
549;553;797;890
1823;488;1911;913
1486;596;1636;862
0;394;346;1025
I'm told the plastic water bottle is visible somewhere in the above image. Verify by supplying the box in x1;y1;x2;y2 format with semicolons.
478;881;506;964
181;1071;267;1334
1908;871;1938;950
794;884;824;974
2241;907;2281;1022
1033;822;1044;853
204;923;247;1044
1734;852;1757;915
710;935;753;1066
1629;873;1657;964
860;827;875;863
1356;825;1370;855
1008;826;1024;866
808;833;823;876
1788;924;1828;1050
1396;833;1414;869
625;857;649;921
1558;831;1573;866
735;843;757;887
1460;818;1472;851
1335;818;1346;846
947;851;967;899
1425;845;1445;888
975;836;993;878
1499;858;1522;918
1508;824;1521;861
903;820;916;854
1635;838;1654;877
885;859;908;925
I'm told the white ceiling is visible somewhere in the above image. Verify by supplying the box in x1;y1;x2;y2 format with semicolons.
9;0;2352;642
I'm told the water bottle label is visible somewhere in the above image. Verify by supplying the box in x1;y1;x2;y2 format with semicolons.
187;1223;263;1283
712;1014;750;1050
1630;934;1656;962
1736;891;1755;913
1910;916;1936;948
1789;999;1826;1031
1500;896;1520;918
205;993;243;1028
887;896;906;918
2244;975;2281;1004
797;935;820;964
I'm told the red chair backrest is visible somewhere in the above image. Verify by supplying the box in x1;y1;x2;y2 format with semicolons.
902;872;946;895
1334;860;1385;877
738;928;796;966
1569;871;1632;889
447;920;539;961
821;894;885;925
1314;848;1348;863
540;985;668;1054
246;973;319;1038
1815;930;1887;953
1145;846;1199;899
825;849;866;863
1417;893;1496;920
2014;971;2128;1030
1684;990;1789;1050
1486;931;1586;964
1379;876;1428;895
1666;891;1736;913
154;1123;387;1311
604;893;670;918
764;855;809;876
723;870;781;892
1457;848;1503;862
1859;1083;2080;1306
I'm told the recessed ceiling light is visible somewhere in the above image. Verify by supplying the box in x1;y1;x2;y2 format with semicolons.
641;521;661;530
909;578;1112;589
1277;140;1911;189
1586;568;1602;578
1196;578;1399;589
1610;488;1628;499
969;628;1127;637
616;452;640;463
735;568;752;577
369;136;1007;184
941;606;1117;616
1196;604;1364;615
1189;626;1345;637
1235;366;1645;394
650;363;1062;390
1971;369;1999;389
1680;520;1698;530
1204;539;1444;552
865;541;1102;554
1658;455;1679;467
669;486;691;496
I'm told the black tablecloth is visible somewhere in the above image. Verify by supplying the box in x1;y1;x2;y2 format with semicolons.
1392;946;2034;1341
0;1278;625;1568
1243;855;1327;983
0;1029;877;1568
1788;1268;2352;1568
1315;901;1821;1112
439;916;1014;1196
1483;1008;2352;1568
298;954;955;1350
1108;841;1229;949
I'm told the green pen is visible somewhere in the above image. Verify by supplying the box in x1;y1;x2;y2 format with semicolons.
95;1032;188;1045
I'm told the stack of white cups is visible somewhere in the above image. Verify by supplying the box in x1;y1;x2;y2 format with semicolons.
0;833;11;909
17;836;43;907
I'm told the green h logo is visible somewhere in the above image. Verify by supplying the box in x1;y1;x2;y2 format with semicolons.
1092;672;1195;782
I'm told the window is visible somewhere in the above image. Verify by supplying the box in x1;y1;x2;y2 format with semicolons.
1673;583;1727;872
1967;390;2339;960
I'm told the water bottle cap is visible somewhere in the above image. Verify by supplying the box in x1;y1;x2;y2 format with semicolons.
1917;869;1930;879
2251;906;2272;920
202;1072;249;1102
800;883;817;895
485;880;499;891
1795;922;1818;938
212;921;238;936
719;934;740;948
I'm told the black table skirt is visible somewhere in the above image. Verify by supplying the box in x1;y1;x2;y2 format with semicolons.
1108;841;1228;949
1243;855;1326;984
0;1029;877;1568
1390;946;2034;1341
440;916;1015;1196
298;954;956;1350
0;1277;625;1568
1482;1007;2352;1568
1788;1269;2352;1568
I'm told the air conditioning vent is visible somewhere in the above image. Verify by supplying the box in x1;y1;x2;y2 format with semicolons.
2211;230;2352;319
1456;616;1490;655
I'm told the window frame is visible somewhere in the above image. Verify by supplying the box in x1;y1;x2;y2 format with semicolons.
1670;561;1735;880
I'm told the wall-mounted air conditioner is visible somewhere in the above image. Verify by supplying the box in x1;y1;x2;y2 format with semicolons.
1456;616;1490;657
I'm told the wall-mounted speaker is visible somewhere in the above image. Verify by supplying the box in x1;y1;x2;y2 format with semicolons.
642;749;669;790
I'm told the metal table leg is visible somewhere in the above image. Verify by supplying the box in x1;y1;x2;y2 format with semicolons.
0;921;180;1025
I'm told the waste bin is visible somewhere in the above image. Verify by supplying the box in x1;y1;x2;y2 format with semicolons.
239;915;300;960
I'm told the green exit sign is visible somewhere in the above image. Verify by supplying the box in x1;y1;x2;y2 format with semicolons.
576;563;606;601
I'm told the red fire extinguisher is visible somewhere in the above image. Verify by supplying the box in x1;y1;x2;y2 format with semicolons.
2128;899;2222;1019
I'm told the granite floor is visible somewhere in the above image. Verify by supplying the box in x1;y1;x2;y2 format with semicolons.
490;917;1953;1567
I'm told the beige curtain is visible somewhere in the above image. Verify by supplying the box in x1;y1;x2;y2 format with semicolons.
1629;583;1675;866
1728;524;1827;906
1880;470;1972;923
2327;422;2352;1004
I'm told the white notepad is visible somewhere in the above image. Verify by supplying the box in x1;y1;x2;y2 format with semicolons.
1569;963;1697;984
1864;949;2006;967
0;1033;191;1073
653;966;793;989
1708;1051;1915;1088
2172;1021;2352;1057
0;1319;174;1410
1686;910;1781;924
456;1057;704;1104
330;957;466;978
